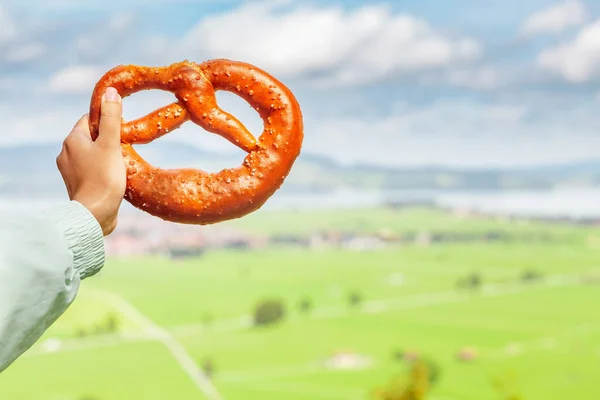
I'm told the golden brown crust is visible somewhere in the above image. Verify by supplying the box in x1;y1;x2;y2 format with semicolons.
88;59;304;224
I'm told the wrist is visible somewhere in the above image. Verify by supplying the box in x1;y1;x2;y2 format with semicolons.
72;193;119;236
43;200;106;279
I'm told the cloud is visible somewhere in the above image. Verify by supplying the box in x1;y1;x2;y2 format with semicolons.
48;65;106;94
0;6;16;44
2;74;599;169
106;12;135;31
0;0;598;170
13;0;228;9
73;12;146;66
3;2;483;95
0;106;78;145
537;19;600;82
521;0;586;36
303;98;600;168
447;68;499;90
0;4;142;76
420;66;503;90
176;2;482;86
5;42;46;62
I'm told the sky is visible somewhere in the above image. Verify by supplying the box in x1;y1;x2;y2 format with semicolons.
0;0;600;168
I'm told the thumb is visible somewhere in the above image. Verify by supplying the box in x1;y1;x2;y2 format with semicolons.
97;87;123;148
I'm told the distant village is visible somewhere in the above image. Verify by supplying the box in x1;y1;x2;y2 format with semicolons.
106;200;600;259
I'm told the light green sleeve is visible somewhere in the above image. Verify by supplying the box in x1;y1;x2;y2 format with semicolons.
0;201;105;373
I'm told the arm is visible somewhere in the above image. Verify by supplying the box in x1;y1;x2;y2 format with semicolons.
0;86;125;373
0;201;104;372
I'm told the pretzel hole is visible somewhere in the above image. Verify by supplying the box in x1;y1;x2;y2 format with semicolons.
215;90;263;141
121;89;175;122
120;89;261;173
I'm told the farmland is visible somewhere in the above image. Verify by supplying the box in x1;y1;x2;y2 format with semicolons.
0;207;599;399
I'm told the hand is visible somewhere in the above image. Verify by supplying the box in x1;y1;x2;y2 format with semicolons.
56;87;126;236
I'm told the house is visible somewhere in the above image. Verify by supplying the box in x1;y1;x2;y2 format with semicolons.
105;233;152;257
323;351;372;370
343;235;386;251
456;347;478;362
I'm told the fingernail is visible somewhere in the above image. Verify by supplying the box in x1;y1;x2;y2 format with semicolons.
104;87;121;102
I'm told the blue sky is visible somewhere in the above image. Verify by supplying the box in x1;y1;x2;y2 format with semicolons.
1;0;600;168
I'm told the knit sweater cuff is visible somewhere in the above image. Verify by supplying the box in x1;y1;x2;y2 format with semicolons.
43;201;105;280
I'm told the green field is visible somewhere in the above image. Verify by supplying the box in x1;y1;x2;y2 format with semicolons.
0;207;599;400
224;206;597;240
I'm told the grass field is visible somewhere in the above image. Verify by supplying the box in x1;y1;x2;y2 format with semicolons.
0;207;599;400
223;206;597;240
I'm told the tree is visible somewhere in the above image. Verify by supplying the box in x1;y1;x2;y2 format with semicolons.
390;350;441;384
391;348;405;362
521;269;542;283
371;359;432;400
348;290;363;307
105;313;119;333
91;313;120;335
202;357;216;378
298;297;313;314
253;298;286;326
420;357;441;386
467;272;482;288
490;372;524;400
456;272;482;291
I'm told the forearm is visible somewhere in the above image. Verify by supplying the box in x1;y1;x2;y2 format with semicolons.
0;201;105;372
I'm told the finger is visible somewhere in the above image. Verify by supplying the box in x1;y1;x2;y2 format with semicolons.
55;152;64;170
71;113;89;133
68;114;92;143
97;87;123;149
55;153;72;197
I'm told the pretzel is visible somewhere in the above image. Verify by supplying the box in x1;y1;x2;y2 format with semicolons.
88;59;303;224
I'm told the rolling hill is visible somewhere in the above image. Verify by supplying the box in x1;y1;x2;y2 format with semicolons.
1;142;599;198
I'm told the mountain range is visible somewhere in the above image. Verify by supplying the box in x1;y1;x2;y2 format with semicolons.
1;142;599;198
